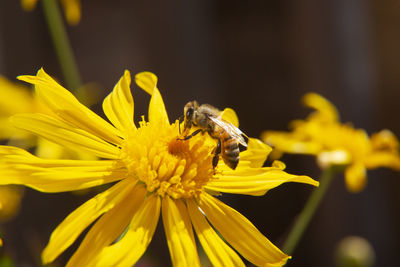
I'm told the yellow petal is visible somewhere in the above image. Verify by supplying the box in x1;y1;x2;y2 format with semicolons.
198;193;290;266
370;129;399;152
187;199;245;267
21;0;38;10
0;146;125;192
240;138;272;168
35;137;97;160
17;69;123;145
66;184;147;267
162;196;200;267
0;118;31;140
35;138;67;159
134;71;158;95
148;85;169;125
89;194;161;267
0;145;115;168
364;152;400;170
344;163;367;193
0;145;33;157
42;178;137;264
261;131;321;155
0;76;33;115
221;108;239;127
60;0;81;25
207;163;318;196
302;92;339;123
11;113;120;159
0;185;24;222
135;72;169;125
102;70;136;133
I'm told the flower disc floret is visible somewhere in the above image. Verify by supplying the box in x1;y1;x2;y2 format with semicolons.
121;119;214;199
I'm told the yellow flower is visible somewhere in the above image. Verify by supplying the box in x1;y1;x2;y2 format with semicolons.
261;93;400;193
0;69;318;267
21;0;81;25
0;185;24;222
0;76;37;143
0;77;95;222
0;76;94;160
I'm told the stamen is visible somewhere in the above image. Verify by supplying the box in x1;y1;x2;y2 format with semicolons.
121;120;214;199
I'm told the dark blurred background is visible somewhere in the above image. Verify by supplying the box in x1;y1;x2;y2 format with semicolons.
1;0;400;266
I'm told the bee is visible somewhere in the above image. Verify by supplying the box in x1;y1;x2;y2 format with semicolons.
180;101;248;170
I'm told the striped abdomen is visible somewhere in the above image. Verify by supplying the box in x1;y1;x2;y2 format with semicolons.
220;130;240;170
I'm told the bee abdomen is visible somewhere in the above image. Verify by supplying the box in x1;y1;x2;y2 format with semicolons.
222;137;240;170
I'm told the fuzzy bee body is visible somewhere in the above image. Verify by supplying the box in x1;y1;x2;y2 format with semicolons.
181;101;247;170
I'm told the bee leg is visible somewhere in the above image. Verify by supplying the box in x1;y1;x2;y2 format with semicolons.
178;115;184;134
212;139;221;168
182;129;203;141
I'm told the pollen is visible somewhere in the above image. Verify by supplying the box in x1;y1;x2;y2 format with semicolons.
120;119;215;199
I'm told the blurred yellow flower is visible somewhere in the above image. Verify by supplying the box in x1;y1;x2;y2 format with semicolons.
0;69;318;267
0;76;38;144
21;0;81;25
261;93;400;193
0;185;24;223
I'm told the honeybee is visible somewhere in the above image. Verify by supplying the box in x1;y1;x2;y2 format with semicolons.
180;101;248;170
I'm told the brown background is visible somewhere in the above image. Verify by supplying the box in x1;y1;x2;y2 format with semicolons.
1;0;400;266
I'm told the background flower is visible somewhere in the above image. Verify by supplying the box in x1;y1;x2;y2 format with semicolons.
261;93;400;193
21;0;81;25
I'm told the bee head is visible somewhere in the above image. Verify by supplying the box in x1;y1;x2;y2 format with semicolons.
183;101;198;131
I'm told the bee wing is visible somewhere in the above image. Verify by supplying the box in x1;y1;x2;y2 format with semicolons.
209;116;248;147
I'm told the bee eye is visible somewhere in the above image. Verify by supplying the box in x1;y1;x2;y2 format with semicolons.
186;107;194;118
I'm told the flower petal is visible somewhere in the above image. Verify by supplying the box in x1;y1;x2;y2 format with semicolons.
198;193;290;266
261;131;321;155
364;152;400;170
162;196;200;267
187;199;245;267
344;163;367;193
207;161;318;196
134;71;158;95
0;146;125;192
302;92;339;123
35;138;97;160
88;194;161;267
240;138;272;168
42;178;137;264
66;184;147;267
21;0;39;11
60;0;81;25
102;70;136;133
0;76;33;114
11;113;120;159
17;69;122;145
221;108;239;127
135;72;169;125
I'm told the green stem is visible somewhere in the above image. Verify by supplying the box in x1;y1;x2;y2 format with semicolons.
282;167;336;256
41;0;82;91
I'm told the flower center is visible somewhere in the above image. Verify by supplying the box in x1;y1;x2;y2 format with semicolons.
120;119;215;199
